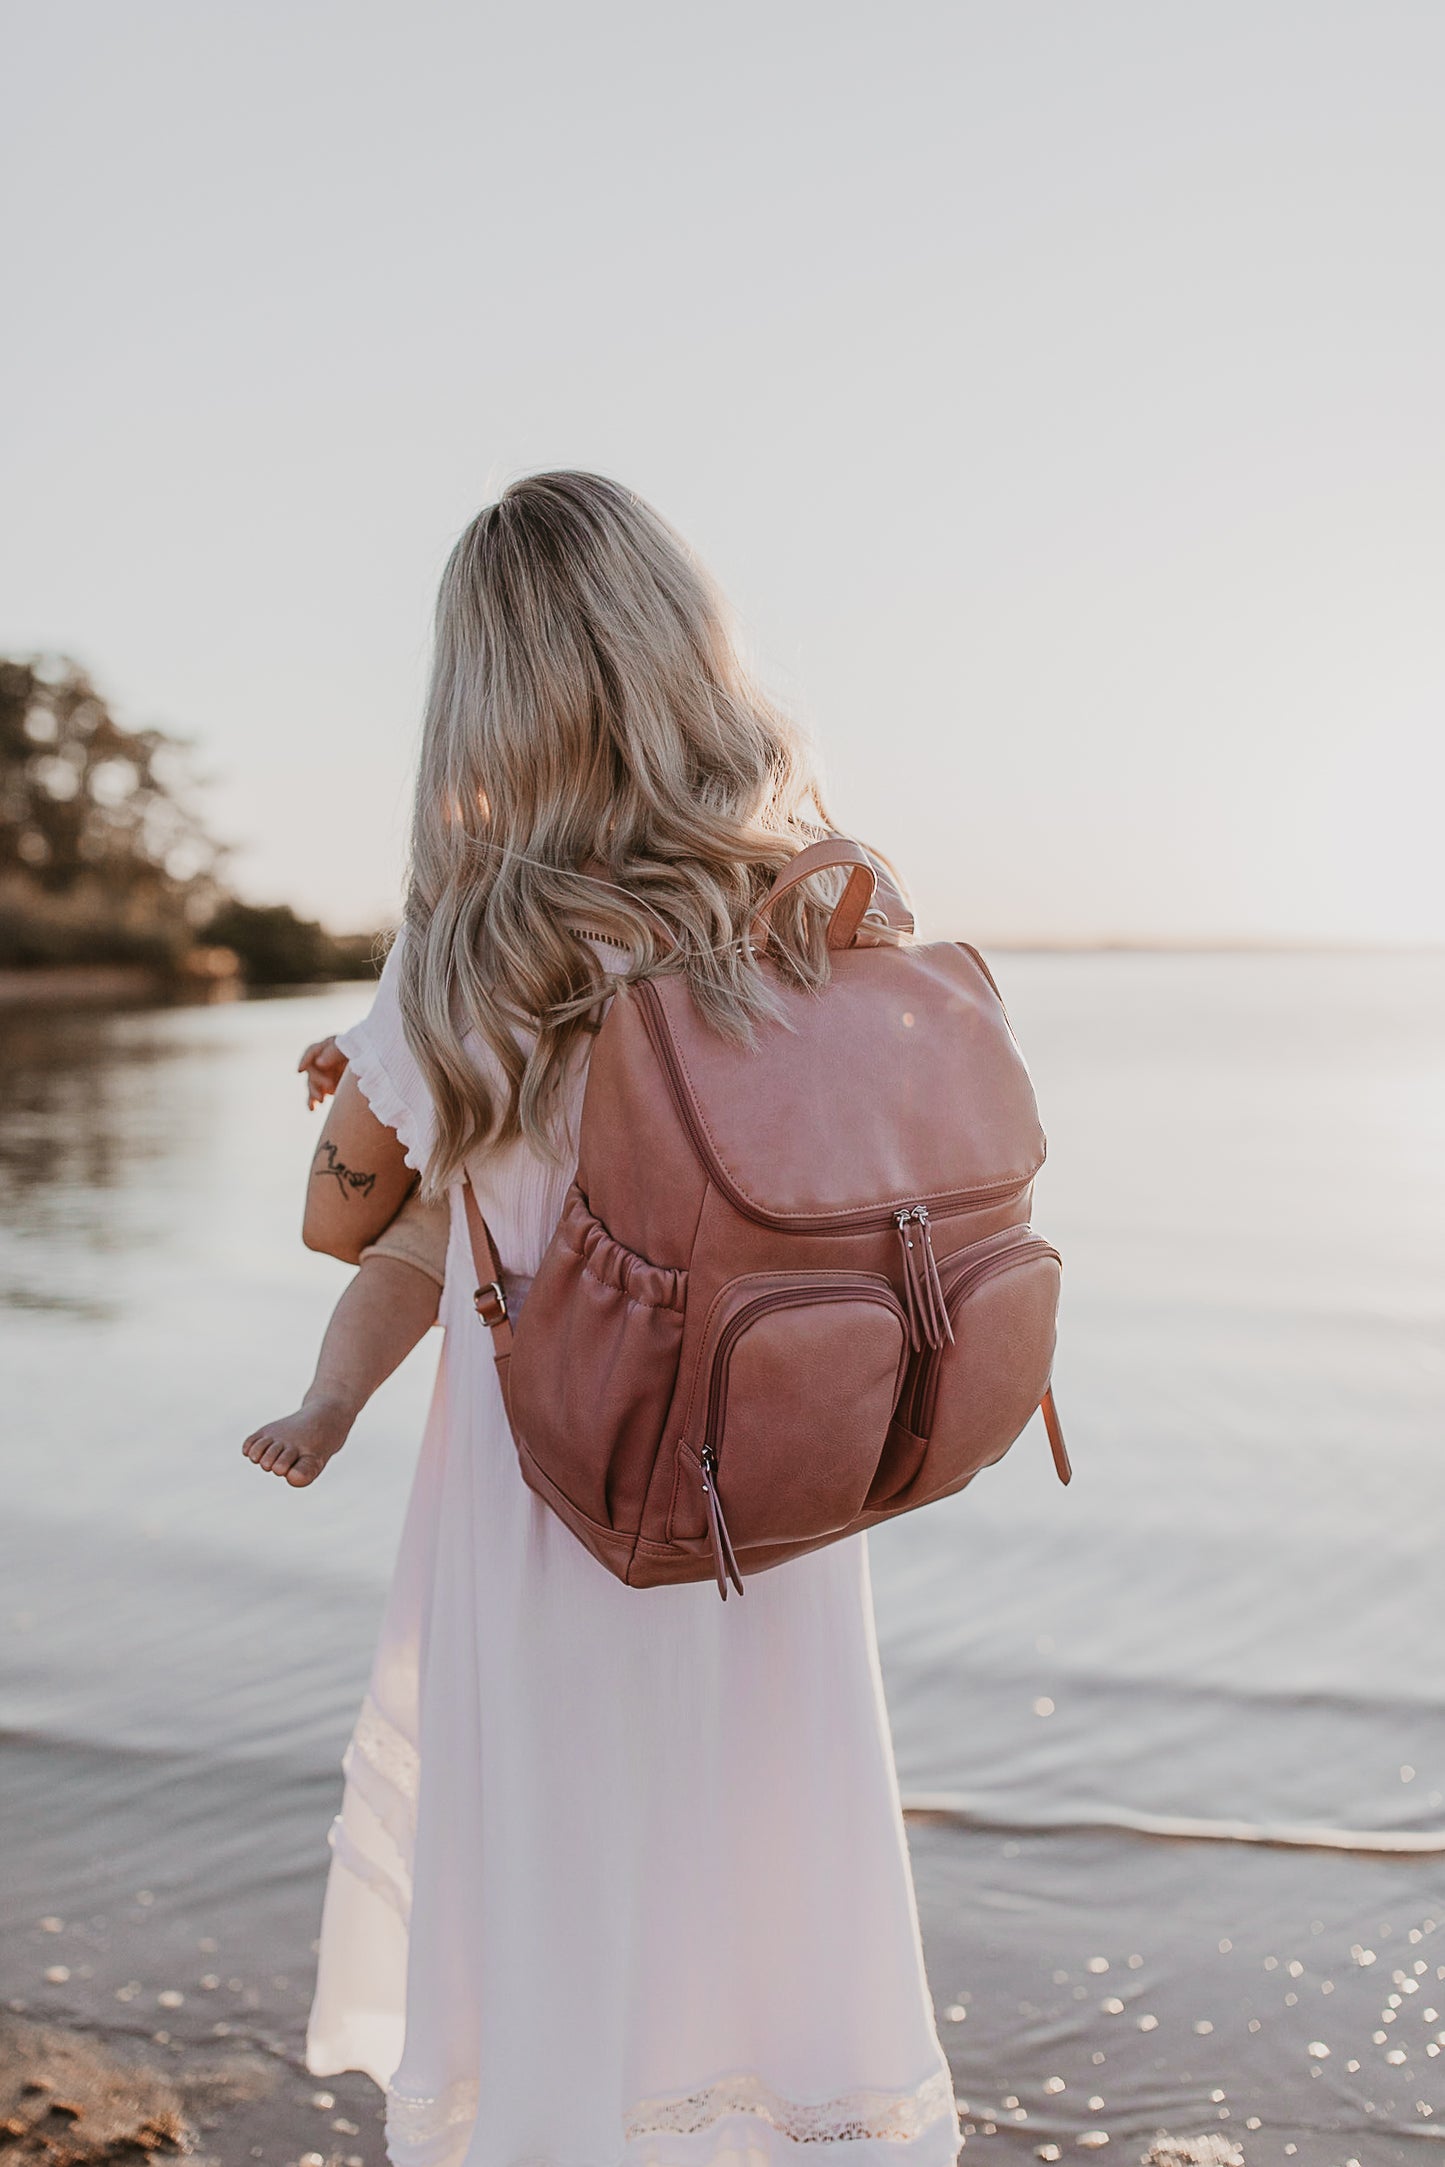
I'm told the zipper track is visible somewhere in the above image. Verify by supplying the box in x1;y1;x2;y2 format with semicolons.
702;1282;906;1462
634;978;1034;1232
902;1236;1061;1435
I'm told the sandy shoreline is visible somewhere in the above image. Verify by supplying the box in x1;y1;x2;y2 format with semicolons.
0;2013;1247;2166
0;2012;385;2166
10;1806;1436;2163
0;966;171;1006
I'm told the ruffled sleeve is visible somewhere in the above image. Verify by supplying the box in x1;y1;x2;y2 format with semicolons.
335;932;436;1178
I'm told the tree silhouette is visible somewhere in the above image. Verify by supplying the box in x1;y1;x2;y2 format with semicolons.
0;657;224;969
0;656;377;982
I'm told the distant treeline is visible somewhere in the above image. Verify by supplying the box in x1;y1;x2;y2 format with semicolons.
0;657;380;986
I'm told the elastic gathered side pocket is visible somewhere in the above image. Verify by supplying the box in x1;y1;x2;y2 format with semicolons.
509;1185;687;1536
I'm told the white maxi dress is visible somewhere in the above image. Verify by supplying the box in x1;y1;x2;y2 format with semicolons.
306;934;960;2167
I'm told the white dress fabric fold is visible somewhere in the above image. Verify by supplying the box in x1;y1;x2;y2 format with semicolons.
306;935;959;2167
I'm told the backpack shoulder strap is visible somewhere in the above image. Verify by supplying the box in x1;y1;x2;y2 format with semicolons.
463;1176;514;1422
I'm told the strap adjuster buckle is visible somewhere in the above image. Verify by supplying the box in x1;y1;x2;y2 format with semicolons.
473;1280;508;1327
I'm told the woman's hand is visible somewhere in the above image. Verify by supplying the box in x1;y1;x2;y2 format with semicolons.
302;1069;415;1264
299;1034;349;1110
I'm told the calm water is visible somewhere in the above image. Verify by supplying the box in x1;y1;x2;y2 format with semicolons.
3;954;1443;2163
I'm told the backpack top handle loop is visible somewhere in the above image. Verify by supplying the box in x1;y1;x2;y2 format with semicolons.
750;837;878;957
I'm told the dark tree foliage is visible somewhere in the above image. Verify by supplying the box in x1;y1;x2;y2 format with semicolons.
205;900;379;987
0;657;222;968
0;657;378;982
0;656;219;894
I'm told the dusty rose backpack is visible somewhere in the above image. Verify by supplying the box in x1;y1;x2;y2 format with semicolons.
464;837;1068;1599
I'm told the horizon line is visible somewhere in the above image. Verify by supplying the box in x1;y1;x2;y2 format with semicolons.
316;922;1445;959
975;937;1445;956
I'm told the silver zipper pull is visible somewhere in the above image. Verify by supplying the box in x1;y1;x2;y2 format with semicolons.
699;1445;744;1599
915;1208;954;1349
894;1207;924;1349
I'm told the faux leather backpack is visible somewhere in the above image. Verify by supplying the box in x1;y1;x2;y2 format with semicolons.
464;836;1068;1599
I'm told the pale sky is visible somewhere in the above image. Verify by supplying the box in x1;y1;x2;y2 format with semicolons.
2;1;1441;943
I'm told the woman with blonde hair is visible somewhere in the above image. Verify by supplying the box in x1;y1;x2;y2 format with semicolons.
243;473;959;2167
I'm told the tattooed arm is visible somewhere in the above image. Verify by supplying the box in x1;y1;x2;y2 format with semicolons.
301;1068;416;1265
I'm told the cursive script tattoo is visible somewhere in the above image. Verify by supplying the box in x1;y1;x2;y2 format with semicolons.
313;1139;377;1200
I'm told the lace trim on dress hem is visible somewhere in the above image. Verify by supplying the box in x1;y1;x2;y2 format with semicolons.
383;2067;954;2167
623;2065;958;2147
386;2074;480;2161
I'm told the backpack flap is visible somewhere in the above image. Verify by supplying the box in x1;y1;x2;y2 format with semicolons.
631;941;1047;1231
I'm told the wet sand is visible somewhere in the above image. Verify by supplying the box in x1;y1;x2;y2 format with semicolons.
0;2012;369;2167
911;1820;1440;2159
8;1820;1438;2158
7;1760;1438;2163
3;1749;388;2166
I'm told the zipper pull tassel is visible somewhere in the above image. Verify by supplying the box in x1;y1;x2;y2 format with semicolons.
895;1209;924;1351
700;1445;745;1599
913;1209;955;1350
898;1208;954;1352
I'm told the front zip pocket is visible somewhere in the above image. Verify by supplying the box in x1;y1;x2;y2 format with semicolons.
675;1274;910;1591
871;1227;1062;1510
901;1232;1060;1436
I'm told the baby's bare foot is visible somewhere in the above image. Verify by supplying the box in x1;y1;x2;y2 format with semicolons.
242;1395;353;1487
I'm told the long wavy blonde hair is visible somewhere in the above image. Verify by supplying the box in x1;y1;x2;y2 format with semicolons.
399;470;878;1191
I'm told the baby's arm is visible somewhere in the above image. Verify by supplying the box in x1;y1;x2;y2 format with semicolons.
242;1256;439;1485
243;1189;450;1487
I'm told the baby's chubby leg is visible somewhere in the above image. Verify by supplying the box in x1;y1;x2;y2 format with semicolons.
243;1255;440;1486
